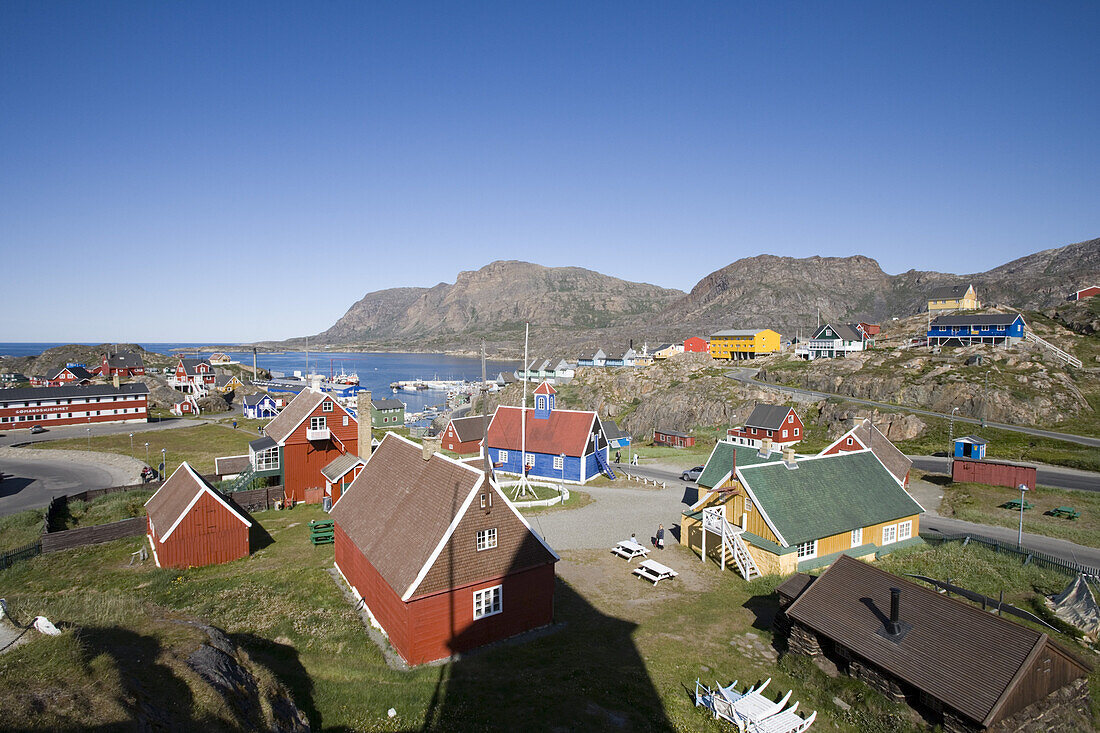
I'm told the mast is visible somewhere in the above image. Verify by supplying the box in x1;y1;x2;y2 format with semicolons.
481;340;491;478
516;323;531;498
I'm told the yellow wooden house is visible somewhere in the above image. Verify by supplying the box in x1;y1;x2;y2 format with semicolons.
682;442;923;577
927;284;980;312
708;328;782;360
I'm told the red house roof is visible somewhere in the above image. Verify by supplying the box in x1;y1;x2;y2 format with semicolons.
486;405;598;457
533;381;556;395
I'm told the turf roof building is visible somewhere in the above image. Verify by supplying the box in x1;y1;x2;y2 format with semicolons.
779;556;1091;732
145;462;252;569
331;432;559;666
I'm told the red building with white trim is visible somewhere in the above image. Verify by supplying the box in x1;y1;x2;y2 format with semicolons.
819;418;913;488
727;404;803;449
171;358;217;394
441;414;486;455
1068;285;1100;301
683;337;709;353
0;383;149;430
332;433;558;666
146;462;252;568
39;365;95;387
93;351;146;378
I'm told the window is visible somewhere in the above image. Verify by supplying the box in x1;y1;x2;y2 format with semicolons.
524;453;535;467
254;446;279;471
851;527;863;546
745;499;753;513
322;400;333;412
473;585;502;619
499;450;508;462
796;540;817;559
882;524;897;545
793;427;800;437
476;528;497;551
342;415;349;427
310;416;327;431
897;520;912;541
788;415;794;423
553;455;564;470
846;437;853;446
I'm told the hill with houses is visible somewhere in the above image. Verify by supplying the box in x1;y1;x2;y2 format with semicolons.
300;237;1100;353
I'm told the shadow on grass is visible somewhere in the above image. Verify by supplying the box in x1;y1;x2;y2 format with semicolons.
233;632;319;729
922;473;952;487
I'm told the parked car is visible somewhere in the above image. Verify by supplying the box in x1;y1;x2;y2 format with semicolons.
681;465;704;482
29;424;46;434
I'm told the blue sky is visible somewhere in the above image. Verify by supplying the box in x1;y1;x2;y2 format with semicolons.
2;1;1098;342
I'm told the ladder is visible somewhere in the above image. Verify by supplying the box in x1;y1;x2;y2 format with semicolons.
594;447;617;479
723;523;761;581
1024;329;1082;368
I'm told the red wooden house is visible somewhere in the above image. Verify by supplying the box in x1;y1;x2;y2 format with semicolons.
332;432;559;666
42;365;95;387
819;418;912;487
1068;285;1100;301
441;414;486;455
171;358;217;394
857;322;881;337
145;462;252;569
261;387;360;504
653;428;695;448
93;351;146;377
683;336;709;353
727;404;803;449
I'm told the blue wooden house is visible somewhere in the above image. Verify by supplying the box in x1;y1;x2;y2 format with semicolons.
577;349;606;367
954;436;987;460
242;393;279;419
927;313;1026;347
484;382;615;483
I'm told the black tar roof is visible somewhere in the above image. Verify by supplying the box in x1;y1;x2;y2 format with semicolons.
930;313;1024;327
0;383;149;402
744;404;794;430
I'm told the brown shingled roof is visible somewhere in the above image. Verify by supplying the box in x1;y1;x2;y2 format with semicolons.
331;433;557;601
825;418;913;486
145;462;250;540
263;389;326;444
446;415;487;443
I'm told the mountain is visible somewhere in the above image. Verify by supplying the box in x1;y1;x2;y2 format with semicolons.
312;260;683;348
307;238;1100;351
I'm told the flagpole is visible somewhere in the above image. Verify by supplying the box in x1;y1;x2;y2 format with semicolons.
516;323;531;499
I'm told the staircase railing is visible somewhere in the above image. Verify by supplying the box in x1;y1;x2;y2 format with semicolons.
594;447;616;479
1024;329;1082;368
224;464;257;493
724;521;761;581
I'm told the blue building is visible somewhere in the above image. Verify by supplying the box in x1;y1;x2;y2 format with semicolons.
954;436;987;460
927;313;1026;347
484;382;615;484
242;393;279;419
577;349;606;367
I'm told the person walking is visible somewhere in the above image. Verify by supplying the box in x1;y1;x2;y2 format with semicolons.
656;524;665;550
615;450;621;464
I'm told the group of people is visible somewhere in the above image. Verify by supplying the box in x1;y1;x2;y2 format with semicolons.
630;524;665;550
614;450;639;465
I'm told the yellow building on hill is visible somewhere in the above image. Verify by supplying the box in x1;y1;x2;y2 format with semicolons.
927;284;980;312
708;328;781;360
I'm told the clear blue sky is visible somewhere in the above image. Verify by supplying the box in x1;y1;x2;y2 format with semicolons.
2;1;1098;342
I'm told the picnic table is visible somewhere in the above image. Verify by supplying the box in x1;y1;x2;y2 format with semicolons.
632;558;678;585
612;538;650;561
1048;506;1080;520
1003;499;1034;511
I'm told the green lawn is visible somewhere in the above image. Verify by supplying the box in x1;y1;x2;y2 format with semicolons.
31;423;256;475
57;490;156;530
937;479;1100;548
0;513;1095;731
0;508;44;552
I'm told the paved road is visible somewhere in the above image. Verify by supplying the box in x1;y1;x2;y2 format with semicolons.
0;456;119;516
725;367;1100;448
911;456;1099;492
0;416;212;448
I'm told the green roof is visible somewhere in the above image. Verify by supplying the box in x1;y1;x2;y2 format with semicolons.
738;451;923;547
697;442;774;488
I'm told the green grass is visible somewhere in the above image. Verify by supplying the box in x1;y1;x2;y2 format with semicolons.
31;423;256;474
0;507;44;551
937;480;1100;548
58;490;156;530
518;489;593;515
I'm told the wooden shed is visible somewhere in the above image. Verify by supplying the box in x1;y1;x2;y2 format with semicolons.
653;428;695;448
952;457;1036;490
145;462;252;569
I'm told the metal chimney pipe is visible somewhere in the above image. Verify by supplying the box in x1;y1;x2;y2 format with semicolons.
888;587;901;635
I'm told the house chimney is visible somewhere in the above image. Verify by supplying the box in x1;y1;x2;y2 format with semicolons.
783;447;797;468
112;373;120;389
759;437;773;458
422;435;442;461
311;375;322;392
356;390;372;455
887;587;902;636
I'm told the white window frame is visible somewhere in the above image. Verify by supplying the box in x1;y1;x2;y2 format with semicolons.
473;585;502;619
793;427;800;437
796;540;817;559
342;415;349;426
499;449;508;462
310;416;327;431
524;453;535;467
788;415;794;423
254;446;279;471
897;520;912;541
882;524;898;545
851;527;863;546
553;455;564;470
476;528;497;551
322;400;334;412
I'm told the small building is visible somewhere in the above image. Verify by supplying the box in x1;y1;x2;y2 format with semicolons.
495;371;518;388
602;420;631;450
653;428;695;448
928;283;981;312
441;414;487;455
952;457;1036;490
0;382;149;430
145;462;252;569
370;397;406;429
171;395;200;416
0;372;27;384
819;418;913;488
650;343;680;360
171;358;217;395
214;374;244;393
795;323;867;360
484;382;613;484
331;432;559;666
94;350;145;377
780;555;1091;732
321;452;365;502
604;348;636;367
576;349;606;368
242;393;279;419
857;322;881;337
727;404;803;449
1068;285;1100;301
214;455;250;480
927;313;1026;347
954;435;987;460
708;329;781;360
42;365;95;387
683;336;709;353
209;352;233;365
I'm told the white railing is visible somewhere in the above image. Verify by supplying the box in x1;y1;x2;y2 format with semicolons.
702;507;760;581
1025;329;1082;368
306;427;331;441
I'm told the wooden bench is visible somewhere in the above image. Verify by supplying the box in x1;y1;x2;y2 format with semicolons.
612;539;650;561
632;559;678;585
1048;506;1080;520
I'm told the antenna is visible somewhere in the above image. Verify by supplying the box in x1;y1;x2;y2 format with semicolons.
481;340;491;479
